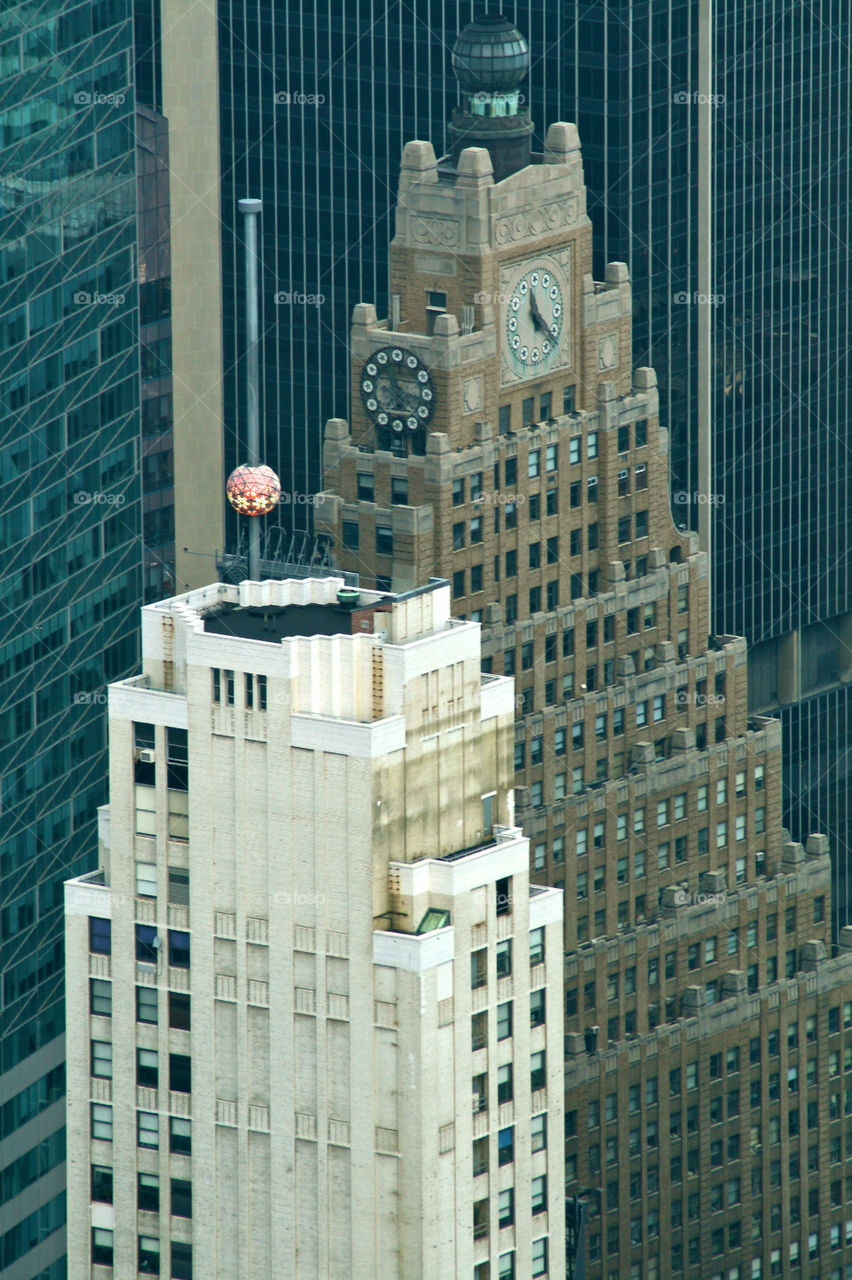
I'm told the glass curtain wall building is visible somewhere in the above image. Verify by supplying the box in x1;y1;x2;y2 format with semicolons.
565;1;852;933
0;3;142;1276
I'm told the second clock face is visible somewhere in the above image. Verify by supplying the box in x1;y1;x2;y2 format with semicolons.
360;346;435;434
504;266;564;376
499;251;571;386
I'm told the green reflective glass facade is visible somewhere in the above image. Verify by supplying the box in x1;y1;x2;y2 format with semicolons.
0;2;142;1274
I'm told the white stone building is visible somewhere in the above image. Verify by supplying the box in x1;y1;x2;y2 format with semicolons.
64;576;565;1280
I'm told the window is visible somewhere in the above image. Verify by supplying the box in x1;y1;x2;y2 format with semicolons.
89;916;111;954
137;986;158;1024
356;473;374;501
139;1235;160;1274
496;940;512;978
498;1063;514;1104
528;449;541;478
170;1053;192;1093
471;949;487;989
499;404;511;434
92;1228;114;1267
92;1165;113;1203
169;930;190;968
499;1252;516;1280
136;862;157;898
170;1116;192;1154
531;1051;546;1092
171;1177;192;1218
587;432;598;459
376;525;393;556
91;1102;114;1143
172;1242;193;1280
497;1125;514;1167
498;1186;515;1228
531;1174;547;1216
497;1002;513;1041
91;1041;112;1079
530;929;544;966
90;978;112;1017
138;1172;159;1212
137;1048;159;1089
530;988;545;1027
138;1110;159;1149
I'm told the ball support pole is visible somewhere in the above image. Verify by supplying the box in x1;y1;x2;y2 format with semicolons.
239;197;262;581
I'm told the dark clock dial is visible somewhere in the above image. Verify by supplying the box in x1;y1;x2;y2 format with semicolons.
360;346;435;433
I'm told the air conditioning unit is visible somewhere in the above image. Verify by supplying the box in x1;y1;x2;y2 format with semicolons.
137;748;156;764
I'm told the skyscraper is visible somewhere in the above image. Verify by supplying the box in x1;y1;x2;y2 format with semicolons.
63;575;566;1279
566;1;852;933
0;4;142;1276
314;15;852;1275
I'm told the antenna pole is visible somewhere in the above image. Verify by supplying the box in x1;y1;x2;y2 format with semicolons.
239;197;262;580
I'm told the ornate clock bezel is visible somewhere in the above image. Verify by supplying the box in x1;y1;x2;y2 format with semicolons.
360;345;436;435
499;247;572;387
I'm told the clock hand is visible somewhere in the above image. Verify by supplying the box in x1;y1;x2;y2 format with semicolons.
529;290;548;334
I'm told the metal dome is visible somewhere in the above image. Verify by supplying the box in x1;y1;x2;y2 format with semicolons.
452;14;529;95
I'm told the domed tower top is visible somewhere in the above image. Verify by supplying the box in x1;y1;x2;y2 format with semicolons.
448;13;533;182
452;13;530;96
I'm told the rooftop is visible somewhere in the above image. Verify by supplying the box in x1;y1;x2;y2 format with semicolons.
202;600;368;643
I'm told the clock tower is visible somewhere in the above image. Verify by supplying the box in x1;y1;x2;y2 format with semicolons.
319;14;639;595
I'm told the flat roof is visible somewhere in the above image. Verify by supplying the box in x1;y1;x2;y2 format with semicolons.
202;602;361;643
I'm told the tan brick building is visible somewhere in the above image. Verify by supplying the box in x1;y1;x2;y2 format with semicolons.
314;19;852;1280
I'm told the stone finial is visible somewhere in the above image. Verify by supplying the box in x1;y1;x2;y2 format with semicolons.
805;833;830;858
781;841;806;867
634;367;658;389
605;261;630;285
543;122;581;163
432;313;459;337
323;417;349;444
800;940;827;971
399;140;438;187
352;303;378;327
456;146;494;182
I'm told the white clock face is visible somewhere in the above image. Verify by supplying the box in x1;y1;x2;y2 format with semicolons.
504;265;564;378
